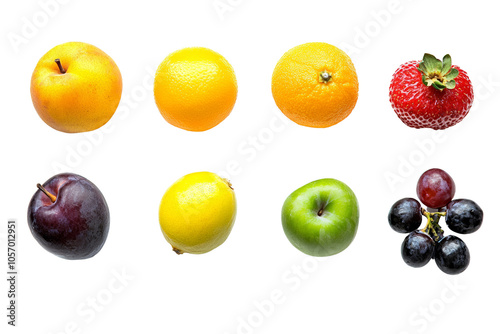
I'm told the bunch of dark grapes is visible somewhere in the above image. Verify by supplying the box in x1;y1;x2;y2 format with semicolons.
388;168;483;275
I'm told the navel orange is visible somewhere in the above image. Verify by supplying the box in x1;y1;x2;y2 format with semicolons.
271;42;359;128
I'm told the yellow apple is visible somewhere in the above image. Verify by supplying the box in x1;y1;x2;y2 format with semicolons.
30;42;122;133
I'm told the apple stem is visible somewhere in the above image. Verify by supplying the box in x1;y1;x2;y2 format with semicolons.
37;183;57;203
317;208;324;217
54;59;66;74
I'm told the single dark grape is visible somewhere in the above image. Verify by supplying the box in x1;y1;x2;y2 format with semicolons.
446;199;483;234
388;198;422;233
416;168;455;209
401;231;435;268
435;235;470;275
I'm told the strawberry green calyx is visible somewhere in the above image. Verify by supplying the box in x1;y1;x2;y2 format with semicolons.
418;54;459;90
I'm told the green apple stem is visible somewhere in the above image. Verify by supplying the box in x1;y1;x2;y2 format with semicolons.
317;208;324;216
37;183;57;203
54;59;66;74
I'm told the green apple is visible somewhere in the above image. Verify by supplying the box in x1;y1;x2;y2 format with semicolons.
281;178;359;257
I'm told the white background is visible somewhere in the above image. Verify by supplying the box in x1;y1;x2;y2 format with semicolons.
1;0;499;333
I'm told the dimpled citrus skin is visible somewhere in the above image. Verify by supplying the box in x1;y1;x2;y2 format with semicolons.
30;42;122;133
154;47;238;132
159;172;237;254
271;42;359;128
389;60;474;130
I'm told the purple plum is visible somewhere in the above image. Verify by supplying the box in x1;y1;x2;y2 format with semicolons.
27;173;110;260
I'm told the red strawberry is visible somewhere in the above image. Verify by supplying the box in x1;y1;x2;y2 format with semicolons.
389;54;474;130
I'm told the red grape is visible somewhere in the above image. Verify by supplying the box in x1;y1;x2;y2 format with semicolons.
417;168;455;208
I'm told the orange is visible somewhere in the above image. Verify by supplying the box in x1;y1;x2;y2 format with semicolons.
30;42;122;133
271;42;359;128
154;47;238;132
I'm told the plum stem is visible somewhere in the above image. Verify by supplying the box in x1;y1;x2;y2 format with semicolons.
37;183;57;203
54;59;66;74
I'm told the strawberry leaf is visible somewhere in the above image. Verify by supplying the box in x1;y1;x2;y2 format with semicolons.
435;58;443;72
442;54;452;74
422;53;440;73
445;68;459;81
422;75;431;86
432;80;446;90
418;61;428;74
445;80;456;89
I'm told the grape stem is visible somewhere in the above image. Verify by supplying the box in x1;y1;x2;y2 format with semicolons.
421;209;446;242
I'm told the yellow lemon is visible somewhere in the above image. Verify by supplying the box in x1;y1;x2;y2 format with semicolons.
159;172;237;254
